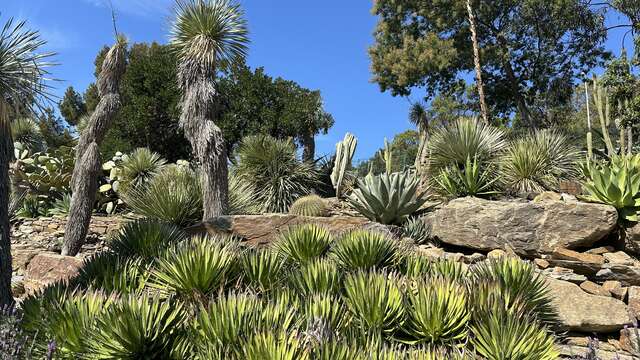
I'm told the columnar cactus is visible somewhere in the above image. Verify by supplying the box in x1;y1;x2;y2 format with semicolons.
331;133;357;198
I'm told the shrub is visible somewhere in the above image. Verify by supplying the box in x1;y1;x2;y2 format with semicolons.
149;236;239;303
46;193;71;216
108;219;186;260
236;135;319;213
241;249;287;293
427;117;507;173
501;129;580;194
85;294;185;359
344;271;404;336
402;277;469;344
289;194;329;217
433;156;499;199
288;258;342;297
331;230;399;271
274;224;333;265
117;147;167;194
123;165;203;227
16;194;43;218
348;171;427;225
582;156;640;223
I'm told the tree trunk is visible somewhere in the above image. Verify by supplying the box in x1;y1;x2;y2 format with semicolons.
62;41;126;256
495;34;532;127
629;126;633;154
466;0;490;125
302;132;315;163
178;62;228;219
0;104;14;306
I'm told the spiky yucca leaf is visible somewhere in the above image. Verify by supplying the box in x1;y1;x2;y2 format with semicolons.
402;277;469;344
429;259;468;283
274;224;333;265
192;292;261;357
433;156;499;199
243;332;308;360
149;235;239;303
470;301;558;360
401;253;432;278
402;217;433;245
11;117;45;152
332;230;399;271
118;147;167;194
289;194;329;217
241;248;287;292
229;172;261;215
47;193;72;216
75;252;149;294
85;294;185;359
303;294;351;342
344;271;404;336
288;258;342;297
108;219;186;260
470;257;558;326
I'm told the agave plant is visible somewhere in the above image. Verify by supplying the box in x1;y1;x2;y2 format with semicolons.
302;294;351;342
107;219;186;260
85;294;185;359
402;217;433;245
149;236;239;303
401;253;433;278
241;248;287;293
289;194;329;217
501;129;580;194
348;171;427;225
433;156;499;199
402;277;469;344
331;230;399;271
582;156;640;223
274;224;333;265
427;117;507;172
123;165;203;227
46;193;71;216
288;258;342;297
236;135;319;213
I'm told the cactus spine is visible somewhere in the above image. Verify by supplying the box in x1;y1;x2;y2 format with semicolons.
331;133;357;198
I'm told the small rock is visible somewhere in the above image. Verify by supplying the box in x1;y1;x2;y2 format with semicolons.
604;251;636;266
532;191;562;202
580;280;611;297
587;246;615;255
487;249;506;259
444;252;464;263
620;328;640;355
596;264;640;286
464;253;485;264
417;247;444;260
553;248;605;265
629;286;640;319
602;281;628;301
534;258;550;269
546;267;588;284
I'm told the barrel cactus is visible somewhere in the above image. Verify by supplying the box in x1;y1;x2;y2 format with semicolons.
289;195;329;217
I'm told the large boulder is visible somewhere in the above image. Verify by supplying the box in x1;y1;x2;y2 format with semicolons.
189;214;390;245
24;253;84;293
547;278;632;333
425;197;617;256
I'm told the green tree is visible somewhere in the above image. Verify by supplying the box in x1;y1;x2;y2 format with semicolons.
59;86;86;126
370;0;609;127
37;107;75;149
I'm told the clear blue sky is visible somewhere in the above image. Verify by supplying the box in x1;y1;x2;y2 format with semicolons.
3;0;635;161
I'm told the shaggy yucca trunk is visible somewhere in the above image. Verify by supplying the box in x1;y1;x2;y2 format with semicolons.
301;131;315;163
178;60;228;218
466;0;490;125
62;39;126;256
0;104;13;305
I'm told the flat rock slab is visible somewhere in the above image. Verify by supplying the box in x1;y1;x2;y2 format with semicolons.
190;214;388;245
425;197;617;256
24;253;84;293
547;278;632;333
558;345;636;360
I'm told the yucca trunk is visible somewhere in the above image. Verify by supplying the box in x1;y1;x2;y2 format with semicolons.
466;0;490;125
0;102;13;305
178;61;228;219
302;132;315;163
62;40;126;256
628;126;633;154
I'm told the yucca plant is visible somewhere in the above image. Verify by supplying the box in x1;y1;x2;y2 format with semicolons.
149;235;239;303
348;171;427;225
289;194;329;217
117;148;167;195
274;224;333;265
343;271;405;336
16;193;44;218
123;165;203;227
47;193;72;216
470;257;558;327
74;252;149;294
401;253;433;278
236;135;319;213
85;294;185;359
303;294;351;341
11;117;45;152
243;332;308;360
229;172;261;215
240;248;287;293
470;301;558;360
427;117;507;173
288;258;342;297
107;219;186;260
582;156;640;223
501;129;580;194
429;259;468;283
331;230;399;271
191;292;261;357
433;156;499;199
402;277;469;344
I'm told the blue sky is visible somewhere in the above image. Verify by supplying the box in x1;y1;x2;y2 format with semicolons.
3;0;636;161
